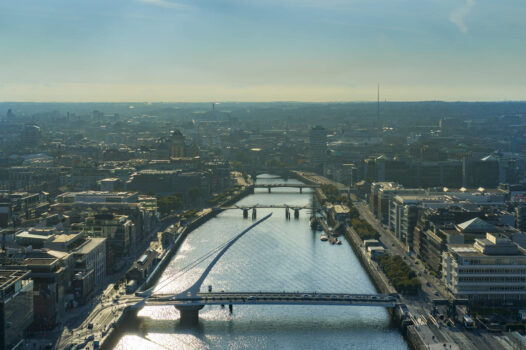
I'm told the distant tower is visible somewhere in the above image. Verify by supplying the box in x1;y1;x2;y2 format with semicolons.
21;123;41;148
377;83;380;130
6;109;15;120
169;129;186;158
309;125;327;173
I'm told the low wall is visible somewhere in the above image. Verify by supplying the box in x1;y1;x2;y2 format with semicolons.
344;225;396;295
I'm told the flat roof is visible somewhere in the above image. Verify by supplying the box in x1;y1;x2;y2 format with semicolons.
74;237;106;255
0;270;30;290
16;231;53;241
50;233;81;243
24;258;57;266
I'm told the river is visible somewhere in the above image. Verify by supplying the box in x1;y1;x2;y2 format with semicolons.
113;175;408;349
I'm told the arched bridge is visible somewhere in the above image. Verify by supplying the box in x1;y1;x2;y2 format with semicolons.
132;213;398;324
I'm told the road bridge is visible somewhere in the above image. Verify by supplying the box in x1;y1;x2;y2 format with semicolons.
216;204;317;219
146;292;397;308
253;183;320;193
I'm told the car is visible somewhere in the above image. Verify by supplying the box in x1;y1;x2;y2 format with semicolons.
391;243;395;247
434;291;439;296
302;294;312;299
426;282;431;287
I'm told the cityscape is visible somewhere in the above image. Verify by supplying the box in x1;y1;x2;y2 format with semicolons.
1;0;526;349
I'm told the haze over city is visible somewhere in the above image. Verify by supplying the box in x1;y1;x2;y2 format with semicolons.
1;0;525;101
2;1;526;350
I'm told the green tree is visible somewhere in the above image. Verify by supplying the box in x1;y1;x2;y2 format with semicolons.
157;195;182;215
188;187;203;204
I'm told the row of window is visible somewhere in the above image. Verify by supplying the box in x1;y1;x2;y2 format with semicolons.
458;286;525;291
458;277;526;282
458;268;526;274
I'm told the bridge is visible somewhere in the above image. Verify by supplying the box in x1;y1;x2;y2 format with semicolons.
132;213;398;324
216;204;317;219
253;183;320;193
146;292;397;307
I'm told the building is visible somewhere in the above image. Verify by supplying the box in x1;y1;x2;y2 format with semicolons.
170;129;186;158
23;258;68;328
370;182;424;225
98;178;122;191
517;205;526;232
21;123;41;148
0;270;33;349
126;170;210;200
309;126;327;173
56;191;139;204
126;248;159;284
330;204;350;221
72;237;106;290
443;233;526;304
85;213;136;259
414;215;500;275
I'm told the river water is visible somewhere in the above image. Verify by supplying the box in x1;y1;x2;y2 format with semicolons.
113;175;408;349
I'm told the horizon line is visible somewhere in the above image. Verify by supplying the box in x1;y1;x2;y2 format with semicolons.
1;100;526;104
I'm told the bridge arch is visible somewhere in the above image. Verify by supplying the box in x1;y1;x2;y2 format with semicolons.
181;213;272;296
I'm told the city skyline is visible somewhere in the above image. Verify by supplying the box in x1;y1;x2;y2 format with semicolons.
1;0;525;102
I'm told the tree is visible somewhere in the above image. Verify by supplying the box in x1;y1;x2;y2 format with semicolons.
157;195;182;215
188;187;203;204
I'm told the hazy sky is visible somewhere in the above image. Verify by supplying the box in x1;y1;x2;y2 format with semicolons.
0;0;524;102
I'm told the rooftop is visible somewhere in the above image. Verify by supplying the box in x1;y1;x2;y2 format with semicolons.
0;270;30;291
457;217;499;233
74;237;106;255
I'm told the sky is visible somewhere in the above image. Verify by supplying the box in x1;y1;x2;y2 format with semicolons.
0;0;525;102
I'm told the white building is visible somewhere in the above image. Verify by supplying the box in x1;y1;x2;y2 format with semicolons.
442;232;526;304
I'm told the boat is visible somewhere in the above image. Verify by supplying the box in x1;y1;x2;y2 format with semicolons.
320;234;329;241
336;240;342;245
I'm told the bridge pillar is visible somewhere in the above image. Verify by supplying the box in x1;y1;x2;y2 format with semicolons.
229;304;233;314
243;209;248;218
300;187;303;194
294;209;300;219
176;305;204;326
252;208;257;220
268;186;271;193
285;207;290;220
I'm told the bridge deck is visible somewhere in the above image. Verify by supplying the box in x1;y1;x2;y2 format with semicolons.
145;292;397;307
218;204;315;210
253;184;319;188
